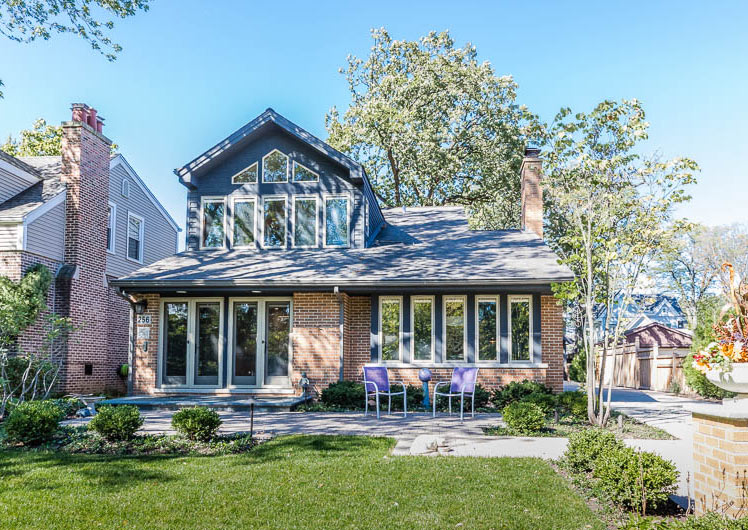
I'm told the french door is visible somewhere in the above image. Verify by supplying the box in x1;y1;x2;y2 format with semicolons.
228;298;292;388
161;298;223;388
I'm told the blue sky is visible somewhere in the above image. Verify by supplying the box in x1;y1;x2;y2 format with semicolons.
1;0;746;235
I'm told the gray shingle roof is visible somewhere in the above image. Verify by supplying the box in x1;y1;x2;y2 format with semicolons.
0;150;42;178
0;156;64;220
113;207;573;290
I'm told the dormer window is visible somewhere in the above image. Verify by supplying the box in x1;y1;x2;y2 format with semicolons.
201;197;225;249
262;150;288;183
232;162;258;184
324;195;349;247
292;161;319;182
262;196;286;248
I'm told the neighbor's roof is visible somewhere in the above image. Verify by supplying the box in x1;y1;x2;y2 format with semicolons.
0;155;64;221
112;207;574;290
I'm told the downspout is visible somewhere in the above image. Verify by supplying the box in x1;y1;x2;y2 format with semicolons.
114;288;137;395
334;286;344;381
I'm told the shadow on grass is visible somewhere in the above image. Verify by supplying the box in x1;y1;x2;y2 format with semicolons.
235;435;395;464
0;450;178;491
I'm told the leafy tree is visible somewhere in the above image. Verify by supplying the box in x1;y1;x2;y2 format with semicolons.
656;224;719;329
0;263;52;348
2;118;118;155
326;28;539;228
543;99;697;426
0;0;151;97
700;224;748;296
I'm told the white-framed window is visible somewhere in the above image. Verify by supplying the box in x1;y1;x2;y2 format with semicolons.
121;179;129;198
411;296;434;362
292;161;319;182
476;296;499;361
126;212;144;263
231;197;256;248
508;295;533;362
443;295;467;361
106;201;116;254
262;196;287;248
231;162;258;184
379;296;402;362
262;149;288;183
292;196;317;248
200;197;226;249
324;195;350;247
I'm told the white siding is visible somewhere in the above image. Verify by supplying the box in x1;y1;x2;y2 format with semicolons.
0;168;33;204
0;223;20;250
25;200;65;260
106;162;178;276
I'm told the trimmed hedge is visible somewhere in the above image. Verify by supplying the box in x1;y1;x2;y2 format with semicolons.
556;390;588;419
88;405;143;441
172;407;222;441
502;401;545;434
4;400;64;445
320;381;364;409
491;380;553;409
563;428;624;473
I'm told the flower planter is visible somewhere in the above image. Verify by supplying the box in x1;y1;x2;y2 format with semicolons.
706;363;748;402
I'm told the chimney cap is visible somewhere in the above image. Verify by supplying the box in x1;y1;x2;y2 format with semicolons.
524;146;541;158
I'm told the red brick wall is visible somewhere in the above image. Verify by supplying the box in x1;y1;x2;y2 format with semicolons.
106;281;130;393
291;292;341;395
58;119;112;393
343;295;370;381
541;294;564;393
131;294;160;394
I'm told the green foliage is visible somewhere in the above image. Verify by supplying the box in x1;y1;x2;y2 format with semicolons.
623;512;748;529
0;263;52;346
171;407;222;442
691;295;724;353
502;402;545;434
522;392;557;414
320;380;365;409
557;390;588;419
491;379;553;409
4;400;63;445
1;119;62;156
50;397;84;417
88;405;143;441
568;351;587;382
326;28;540;228
594;446;678;513
683;351;735;399
563;428;624;473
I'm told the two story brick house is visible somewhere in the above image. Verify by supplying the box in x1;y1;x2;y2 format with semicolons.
0;104;180;393
112;108;572;398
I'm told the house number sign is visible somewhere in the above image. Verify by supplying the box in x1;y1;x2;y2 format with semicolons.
136;315;152;325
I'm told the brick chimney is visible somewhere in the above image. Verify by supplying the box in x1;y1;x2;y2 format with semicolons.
520;146;543;239
58;103;112;392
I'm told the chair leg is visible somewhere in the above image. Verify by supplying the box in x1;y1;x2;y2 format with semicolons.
432;391;437;418
388;395;391;415
365;392;369;417
460;393;464;422
375;393;380;419
448;396;452;416
403;388;407;418
471;393;475;418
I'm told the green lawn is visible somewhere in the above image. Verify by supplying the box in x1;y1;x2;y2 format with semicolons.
0;435;603;529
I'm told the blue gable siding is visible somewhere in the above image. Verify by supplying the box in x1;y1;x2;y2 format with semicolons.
186;126;368;251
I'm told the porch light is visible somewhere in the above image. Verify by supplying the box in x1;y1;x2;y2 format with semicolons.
134;300;148;314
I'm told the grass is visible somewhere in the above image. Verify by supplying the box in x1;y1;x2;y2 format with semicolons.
0;434;604;529
484;412;675;439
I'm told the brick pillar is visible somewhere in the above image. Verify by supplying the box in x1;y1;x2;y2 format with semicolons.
343;295;371;381
131;294;160;394
58;103;112;393
692;410;748;517
292;293;341;396
520;146;543;238
541;294;564;393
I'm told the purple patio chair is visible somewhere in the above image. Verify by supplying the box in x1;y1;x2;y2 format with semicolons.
363;366;407;419
432;367;480;421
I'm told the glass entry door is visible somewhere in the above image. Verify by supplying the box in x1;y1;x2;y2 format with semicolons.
265;301;291;386
229;298;292;388
161;299;223;388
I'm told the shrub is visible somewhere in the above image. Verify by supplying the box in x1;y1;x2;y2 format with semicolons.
320;380;365;409
88;405;143;441
563;428;624;473
491;379;553;409
622;512;748;529
51;397;85;417
522;392;557;414
568;351;587;383
683;351;735;399
557;390;588;419
4;400;64;445
502;402;545;434
594;446;678;513
171;407;222;441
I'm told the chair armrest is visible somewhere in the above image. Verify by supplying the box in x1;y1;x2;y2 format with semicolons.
362;380;379;394
433;381;451;395
390;380;407;389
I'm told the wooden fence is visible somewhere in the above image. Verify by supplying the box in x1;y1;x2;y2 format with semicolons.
596;340;690;392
